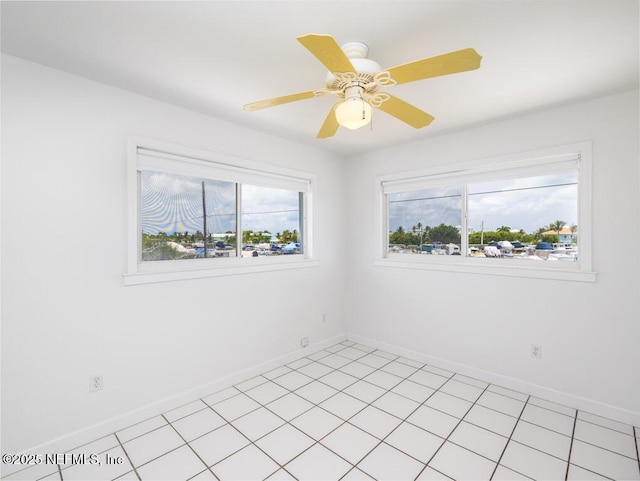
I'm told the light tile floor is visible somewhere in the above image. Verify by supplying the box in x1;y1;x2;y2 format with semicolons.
4;341;640;480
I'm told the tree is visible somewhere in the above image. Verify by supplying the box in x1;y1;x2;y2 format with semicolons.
389;226;407;246
550;220;566;242
429;224;461;244
533;227;546;241
279;230;298;243
570;224;578;243
411;222;426;245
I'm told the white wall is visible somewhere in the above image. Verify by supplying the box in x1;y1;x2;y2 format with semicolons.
345;90;640;425
0;55;349;453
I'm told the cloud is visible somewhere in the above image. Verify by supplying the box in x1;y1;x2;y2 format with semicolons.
242;185;300;233
389;172;578;234
141;173;301;235
388;186;462;231
468;173;577;232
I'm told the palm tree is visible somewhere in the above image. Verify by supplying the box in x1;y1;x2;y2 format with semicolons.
570;224;578;243
412;222;425;245
551;220;566;242
534;227;547;241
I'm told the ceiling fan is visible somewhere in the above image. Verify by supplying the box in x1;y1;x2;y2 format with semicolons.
243;34;482;139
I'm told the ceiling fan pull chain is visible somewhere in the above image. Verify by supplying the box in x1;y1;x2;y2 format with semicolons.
370;106;374;132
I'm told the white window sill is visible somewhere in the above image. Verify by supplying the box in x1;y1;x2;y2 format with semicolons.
374;256;597;283
124;257;319;286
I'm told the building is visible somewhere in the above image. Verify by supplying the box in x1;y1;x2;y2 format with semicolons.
541;226;577;244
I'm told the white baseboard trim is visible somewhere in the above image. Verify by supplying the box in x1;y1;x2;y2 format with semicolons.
10;333;347;467
347;333;640;427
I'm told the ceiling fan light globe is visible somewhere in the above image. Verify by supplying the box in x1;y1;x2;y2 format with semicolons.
335;98;372;130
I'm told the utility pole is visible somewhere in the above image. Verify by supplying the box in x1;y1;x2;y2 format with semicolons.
202;181;208;258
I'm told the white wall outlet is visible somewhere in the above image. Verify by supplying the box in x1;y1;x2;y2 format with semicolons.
322;313;326;323
300;337;309;348
89;374;103;392
530;344;542;359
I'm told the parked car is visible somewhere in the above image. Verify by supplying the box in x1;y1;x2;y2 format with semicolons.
419;244;435;253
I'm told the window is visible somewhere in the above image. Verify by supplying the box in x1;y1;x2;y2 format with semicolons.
125;138;315;285
377;142;595;282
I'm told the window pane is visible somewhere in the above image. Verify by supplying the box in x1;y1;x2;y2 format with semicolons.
241;185;302;257
388;186;462;254
468;172;578;261
140;171;236;261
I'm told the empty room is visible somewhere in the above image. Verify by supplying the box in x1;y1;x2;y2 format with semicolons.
1;1;639;480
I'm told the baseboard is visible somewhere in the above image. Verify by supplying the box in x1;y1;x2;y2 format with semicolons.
347;333;640;427
9;333;347;468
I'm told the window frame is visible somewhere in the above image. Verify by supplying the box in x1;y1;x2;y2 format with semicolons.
375;142;596;282
124;137;317;286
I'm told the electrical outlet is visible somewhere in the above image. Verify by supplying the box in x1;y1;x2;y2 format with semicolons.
300;337;309;348
530;344;542;359
89;374;103;392
322;313;326;323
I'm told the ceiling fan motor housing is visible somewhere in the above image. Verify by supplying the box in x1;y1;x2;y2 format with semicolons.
324;42;382;90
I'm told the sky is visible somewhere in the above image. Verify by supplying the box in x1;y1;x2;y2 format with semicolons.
140;171;301;236
388;172;578;234
142;170;578;239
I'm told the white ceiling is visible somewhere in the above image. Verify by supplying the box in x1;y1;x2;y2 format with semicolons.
2;1;638;156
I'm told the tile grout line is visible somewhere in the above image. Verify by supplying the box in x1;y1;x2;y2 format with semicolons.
113;432;142;481
569;432;640;462
161;414;220;481
564;407;579;480
577;415;639;437
489;394;531;480
635;426;640;476
50;433;139;481
200;400;289;480
114;419;172;446
116;428;191;477
413;382;490;481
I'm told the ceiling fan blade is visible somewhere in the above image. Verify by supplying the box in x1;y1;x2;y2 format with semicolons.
386;48;482;85
244;90;320;111
297;34;355;73
317;106;340;138
377;94;435;128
